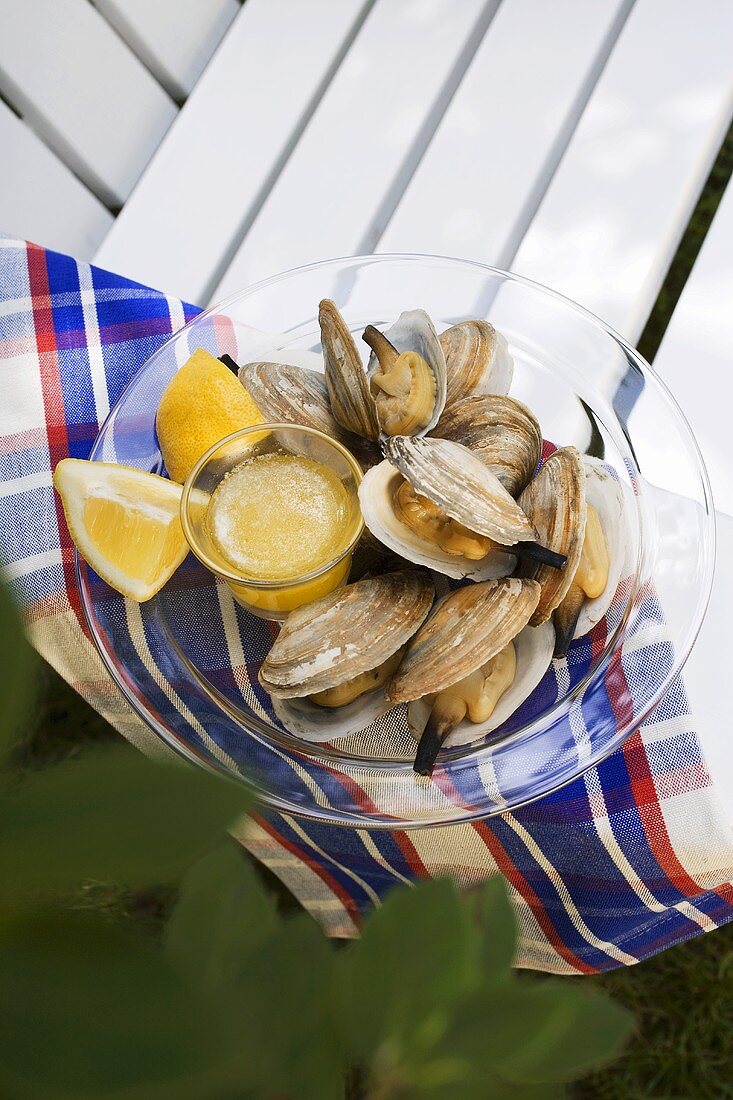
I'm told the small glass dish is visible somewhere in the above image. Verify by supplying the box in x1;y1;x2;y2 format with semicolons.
180;424;363;620
78;254;714;828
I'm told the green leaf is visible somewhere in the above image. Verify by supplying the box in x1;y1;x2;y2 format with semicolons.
232;914;347;1100
0;746;250;895
444;980;633;1086
165;840;279;993
0;581;37;764
0;909;242;1100
495;982;634;1084
347;878;477;1063
465;876;517;982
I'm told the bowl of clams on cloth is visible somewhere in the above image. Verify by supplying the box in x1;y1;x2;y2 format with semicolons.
55;255;713;828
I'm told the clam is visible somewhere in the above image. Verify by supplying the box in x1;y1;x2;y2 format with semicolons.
239;361;351;444
407;619;556;749
433;394;542;497
239;359;381;470
259;570;434;741
386;578;542;774
552;457;628;656
363;309;447;437
518;446;587;626
319;299;380;441
360;436;566;578
439;319;514;405
358;459;517;580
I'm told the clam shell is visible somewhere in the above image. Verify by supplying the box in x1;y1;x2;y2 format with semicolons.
239;361;350;442
439;320;514;405
518;446;586;626
407;620;556;747
358;460;516;580
433;394;542;496
387;577;541;704
319;299;380;441
259;570;434;699
366;309;447;436
574;458;630;639
271;685;392;743
385;435;537;546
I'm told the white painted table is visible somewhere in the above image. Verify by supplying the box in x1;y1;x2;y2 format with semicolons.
1;0;732;816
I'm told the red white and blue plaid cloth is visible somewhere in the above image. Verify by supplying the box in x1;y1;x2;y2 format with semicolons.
3;234;733;974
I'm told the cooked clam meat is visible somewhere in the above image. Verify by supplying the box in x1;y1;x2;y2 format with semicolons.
260;570;434;743
386;578;542;775
552;486;614;657
363;325;436;436
310;647;405;708
427;641;517;730
364;310;447;437
393;478;494;560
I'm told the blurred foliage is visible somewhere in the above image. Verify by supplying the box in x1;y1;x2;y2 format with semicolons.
0;582;632;1098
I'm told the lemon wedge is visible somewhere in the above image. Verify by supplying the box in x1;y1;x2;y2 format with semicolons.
156;348;263;483
53;459;189;602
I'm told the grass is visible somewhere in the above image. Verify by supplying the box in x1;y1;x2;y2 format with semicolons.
21;124;733;1099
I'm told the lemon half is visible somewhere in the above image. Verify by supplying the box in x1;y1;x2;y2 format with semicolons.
53;459;189;602
156;348;263;483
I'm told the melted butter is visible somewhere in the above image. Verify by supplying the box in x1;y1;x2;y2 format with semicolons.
207;453;350;580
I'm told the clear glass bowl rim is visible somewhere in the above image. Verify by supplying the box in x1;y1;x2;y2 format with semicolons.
78;253;716;827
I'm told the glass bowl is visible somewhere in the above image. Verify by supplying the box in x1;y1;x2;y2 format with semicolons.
79;254;714;828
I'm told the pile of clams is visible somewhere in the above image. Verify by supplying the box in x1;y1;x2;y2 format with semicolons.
241;300;627;777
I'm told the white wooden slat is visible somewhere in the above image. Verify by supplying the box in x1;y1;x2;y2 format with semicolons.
92;0;239;101
680;510;733;827
377;0;633;268
653;180;733;519
210;0;497;303
0;100;113;259
510;0;733;342
94;0;369;305
0;0;177;209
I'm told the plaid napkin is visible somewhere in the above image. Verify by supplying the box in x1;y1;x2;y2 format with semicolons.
3;234;733;975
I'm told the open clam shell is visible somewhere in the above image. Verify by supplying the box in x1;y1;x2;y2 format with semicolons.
574;457;629;639
319;299;380;441
358;460;516;580
259;570;434;700
385;435;537;546
387;578;541;704
271;683;393;743
518;446;586;625
406;620;556;748
433;394;542;496
365;309;447;437
439;320;514;405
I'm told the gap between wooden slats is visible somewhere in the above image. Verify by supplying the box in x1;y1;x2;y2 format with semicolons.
91;0;239;102
376;0;634;271
0;0;177;209
0;97;113;259
210;0;501;303
94;0;374;304
509;0;733;343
